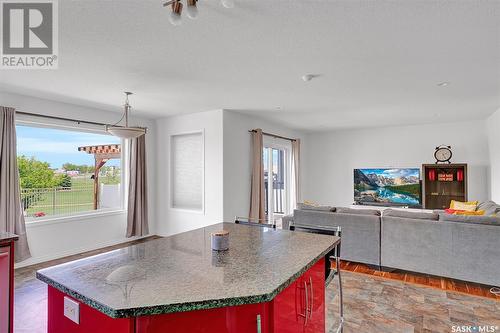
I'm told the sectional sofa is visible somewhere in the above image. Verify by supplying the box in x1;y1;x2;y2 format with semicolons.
285;202;500;286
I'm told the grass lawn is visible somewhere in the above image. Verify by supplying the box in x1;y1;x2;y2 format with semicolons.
24;174;120;218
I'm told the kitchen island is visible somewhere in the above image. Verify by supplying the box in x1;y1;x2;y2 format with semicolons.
37;222;340;333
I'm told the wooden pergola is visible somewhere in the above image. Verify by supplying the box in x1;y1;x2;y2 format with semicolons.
78;144;121;210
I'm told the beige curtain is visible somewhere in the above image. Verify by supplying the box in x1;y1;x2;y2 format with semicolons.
291;139;301;209
0;107;31;262
126;135;149;237
249;129;265;222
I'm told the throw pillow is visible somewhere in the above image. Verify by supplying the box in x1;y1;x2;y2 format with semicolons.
445;208;485;216
477;201;500;216
449;200;478;212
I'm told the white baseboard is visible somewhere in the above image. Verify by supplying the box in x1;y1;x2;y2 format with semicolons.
14;235;152;269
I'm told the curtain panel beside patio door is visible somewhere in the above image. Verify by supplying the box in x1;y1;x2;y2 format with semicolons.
0;107;31;262
126;135;149;237
249;129;265;223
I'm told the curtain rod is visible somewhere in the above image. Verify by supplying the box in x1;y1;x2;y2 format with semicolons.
16;111;122;128
248;129;297;142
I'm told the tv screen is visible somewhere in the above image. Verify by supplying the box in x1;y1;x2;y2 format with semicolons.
354;168;421;207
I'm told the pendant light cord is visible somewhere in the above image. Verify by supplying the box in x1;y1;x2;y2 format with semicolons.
109;92;132;127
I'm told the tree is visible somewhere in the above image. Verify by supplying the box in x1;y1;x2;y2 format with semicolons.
17;156;58;189
18;155;61;211
55;174;72;188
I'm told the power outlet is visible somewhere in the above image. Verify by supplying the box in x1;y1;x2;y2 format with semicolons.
63;296;80;324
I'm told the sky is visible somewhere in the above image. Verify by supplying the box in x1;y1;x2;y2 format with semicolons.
16;125;121;169
359;168;420;179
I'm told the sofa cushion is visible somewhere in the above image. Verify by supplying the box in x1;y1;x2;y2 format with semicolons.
336;207;381;216
383;209;439;221
439;213;500;225
297;203;335;212
450;200;478;212
477;201;500;216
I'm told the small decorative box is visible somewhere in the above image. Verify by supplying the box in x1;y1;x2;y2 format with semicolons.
211;230;229;251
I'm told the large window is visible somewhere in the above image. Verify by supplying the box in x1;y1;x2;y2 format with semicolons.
16;124;123;221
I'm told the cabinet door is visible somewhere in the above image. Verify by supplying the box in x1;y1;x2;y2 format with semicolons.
0;246;11;333
304;258;326;333
271;279;305;333
136;302;270;333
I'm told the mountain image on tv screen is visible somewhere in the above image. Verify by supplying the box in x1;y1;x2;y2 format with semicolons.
354;168;421;207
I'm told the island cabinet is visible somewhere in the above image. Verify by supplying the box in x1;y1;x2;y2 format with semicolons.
47;258;326;333
40;223;338;333
0;233;18;333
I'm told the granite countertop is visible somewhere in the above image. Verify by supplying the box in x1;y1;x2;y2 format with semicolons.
0;232;18;243
37;223;339;318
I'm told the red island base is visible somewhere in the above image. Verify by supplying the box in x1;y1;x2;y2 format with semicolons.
48;258;326;333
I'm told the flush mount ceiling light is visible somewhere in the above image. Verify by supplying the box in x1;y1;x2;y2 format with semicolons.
437;81;451;87
302;74;318;82
163;0;234;25
105;92;147;139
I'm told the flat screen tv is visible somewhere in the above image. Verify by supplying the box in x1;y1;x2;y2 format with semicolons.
354;168;421;207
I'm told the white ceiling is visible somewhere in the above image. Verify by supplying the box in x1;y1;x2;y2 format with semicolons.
1;0;499;131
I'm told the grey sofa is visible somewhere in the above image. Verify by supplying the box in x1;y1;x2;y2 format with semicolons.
290;207;381;266
287;202;500;286
381;208;500;287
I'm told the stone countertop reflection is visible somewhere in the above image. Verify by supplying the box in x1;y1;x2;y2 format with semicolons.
0;232;18;243
36;223;339;318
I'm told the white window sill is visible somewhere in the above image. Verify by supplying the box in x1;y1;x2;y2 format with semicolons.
25;209;126;228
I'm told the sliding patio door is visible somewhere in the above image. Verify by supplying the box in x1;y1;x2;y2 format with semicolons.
263;142;291;223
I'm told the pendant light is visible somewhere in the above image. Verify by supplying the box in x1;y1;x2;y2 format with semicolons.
105;92;146;139
186;0;199;19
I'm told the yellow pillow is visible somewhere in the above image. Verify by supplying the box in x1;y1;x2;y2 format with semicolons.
450;200;478;212
304;200;320;207
453;210;485;216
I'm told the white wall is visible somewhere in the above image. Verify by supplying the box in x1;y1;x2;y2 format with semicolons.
487;109;500;202
222;111;306;221
155;110;224;236
0;91;157;267
303;120;490;207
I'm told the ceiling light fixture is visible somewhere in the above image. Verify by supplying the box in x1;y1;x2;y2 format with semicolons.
221;0;235;9
163;0;234;25
164;0;183;26
105;92;147;139
302;74;316;82
437;81;450;87
186;0;199;19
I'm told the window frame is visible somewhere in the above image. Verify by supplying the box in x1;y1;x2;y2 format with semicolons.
263;137;292;220
169;129;205;214
15;119;127;225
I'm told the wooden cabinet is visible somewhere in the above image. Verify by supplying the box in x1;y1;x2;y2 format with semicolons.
0;236;17;333
422;164;468;209
47;258;326;333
